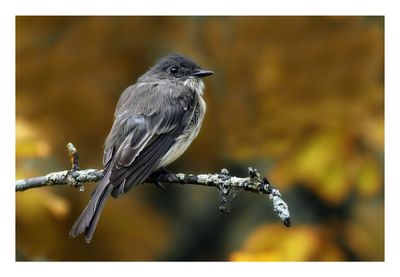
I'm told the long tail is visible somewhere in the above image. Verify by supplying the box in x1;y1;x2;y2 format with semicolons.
69;169;113;243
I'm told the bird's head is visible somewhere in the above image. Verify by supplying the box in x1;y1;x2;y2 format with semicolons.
141;53;214;83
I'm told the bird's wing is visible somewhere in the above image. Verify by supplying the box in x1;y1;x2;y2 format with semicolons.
103;82;195;197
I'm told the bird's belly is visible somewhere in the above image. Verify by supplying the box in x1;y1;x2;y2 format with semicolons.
159;127;200;167
159;95;206;167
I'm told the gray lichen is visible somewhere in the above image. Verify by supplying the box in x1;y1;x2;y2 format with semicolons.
16;143;291;227
269;194;291;226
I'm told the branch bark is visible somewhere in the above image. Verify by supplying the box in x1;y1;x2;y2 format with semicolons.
16;143;291;227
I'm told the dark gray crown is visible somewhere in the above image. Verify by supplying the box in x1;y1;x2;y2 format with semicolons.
154;53;200;72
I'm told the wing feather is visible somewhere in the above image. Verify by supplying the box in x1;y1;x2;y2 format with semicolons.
102;82;195;198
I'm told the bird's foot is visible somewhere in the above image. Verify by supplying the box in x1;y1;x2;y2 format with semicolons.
152;167;174;189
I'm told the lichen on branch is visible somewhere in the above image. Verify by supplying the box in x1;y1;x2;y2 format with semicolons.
16;143;291;227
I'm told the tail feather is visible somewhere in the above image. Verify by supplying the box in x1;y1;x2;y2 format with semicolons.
83;185;113;243
69;169;112;243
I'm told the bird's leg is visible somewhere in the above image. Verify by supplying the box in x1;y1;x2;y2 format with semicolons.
151;167;174;189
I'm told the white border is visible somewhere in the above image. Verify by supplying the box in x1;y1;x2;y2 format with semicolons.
3;0;390;15
2;0;399;276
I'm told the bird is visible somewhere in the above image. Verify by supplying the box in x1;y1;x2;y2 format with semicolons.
69;53;214;243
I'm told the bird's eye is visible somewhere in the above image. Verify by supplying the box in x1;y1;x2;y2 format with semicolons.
169;66;178;74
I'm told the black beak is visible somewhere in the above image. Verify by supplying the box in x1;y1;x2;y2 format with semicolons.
192;69;214;78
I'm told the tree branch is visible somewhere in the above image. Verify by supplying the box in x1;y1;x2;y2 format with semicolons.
16;143;291;227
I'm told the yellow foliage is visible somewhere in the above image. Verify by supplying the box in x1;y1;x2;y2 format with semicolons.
355;157;382;198
16;188;71;258
230;224;345;261
344;201;384;260
16;188;171;260
17;189;70;220
271;128;383;204
16;117;52;159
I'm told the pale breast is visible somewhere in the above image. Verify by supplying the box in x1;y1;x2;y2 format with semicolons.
159;93;206;167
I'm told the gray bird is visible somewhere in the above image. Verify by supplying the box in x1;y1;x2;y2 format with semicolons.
69;54;213;243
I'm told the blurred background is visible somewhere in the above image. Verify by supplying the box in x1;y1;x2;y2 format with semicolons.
16;16;384;261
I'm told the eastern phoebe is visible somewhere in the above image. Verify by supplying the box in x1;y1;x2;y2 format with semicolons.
69;54;213;243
